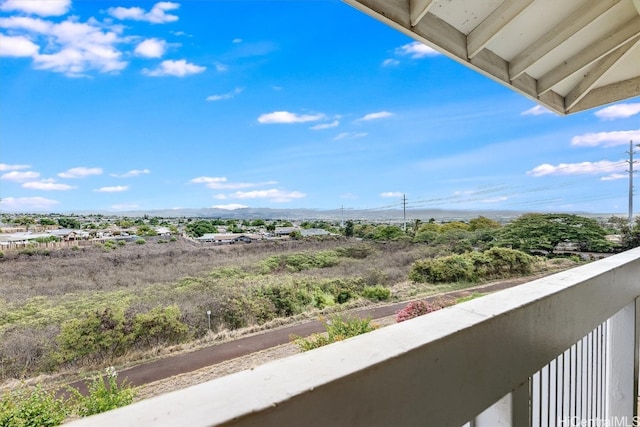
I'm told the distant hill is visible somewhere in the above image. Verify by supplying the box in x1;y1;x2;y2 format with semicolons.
67;207;618;223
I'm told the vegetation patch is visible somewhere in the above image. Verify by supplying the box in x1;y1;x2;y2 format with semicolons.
408;247;536;284
0;367;136;426
292;315;377;351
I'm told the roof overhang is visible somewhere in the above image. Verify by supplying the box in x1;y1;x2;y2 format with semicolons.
344;0;640;115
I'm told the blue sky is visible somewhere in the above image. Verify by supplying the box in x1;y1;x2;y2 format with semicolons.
1;0;639;215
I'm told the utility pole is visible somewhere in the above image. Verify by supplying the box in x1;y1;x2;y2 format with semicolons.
402;194;407;231
627;140;637;226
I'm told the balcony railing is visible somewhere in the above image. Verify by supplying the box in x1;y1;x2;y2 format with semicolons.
66;247;640;427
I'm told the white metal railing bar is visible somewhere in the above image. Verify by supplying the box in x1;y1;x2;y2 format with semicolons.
64;247;640;427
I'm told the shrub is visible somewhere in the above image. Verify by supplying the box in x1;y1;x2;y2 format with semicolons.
362;285;391;301
56;306;190;364
133;305;191;348
292;315;376;351
335;245;372;259
483;247;534;275
103;240;117;250
71;367;136;417
56;307;131;364
135;239;146;245
311;288;335;309
395;300;443;322
255;284;310;317
408;248;534;284
259;250;340;273
0;384;69;427
408;254;475;283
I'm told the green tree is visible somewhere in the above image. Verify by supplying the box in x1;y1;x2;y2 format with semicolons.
16;216;35;231
439;221;469;233
497;213;612;253
137;225;158;237
344;220;354;237
57;217;81;229
38;218;57;226
604;216;640;249
185;220;218;237
468;216;501;231
372;225;407;241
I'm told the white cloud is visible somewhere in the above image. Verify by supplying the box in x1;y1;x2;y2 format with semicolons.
595;103;640;120
0;0;70;16
107;2;180;24
190;176;226;184
0;163;31;171
0;34;39;57
0;196;59;211
206;87;243;101
211;181;276;190
190;176;277;190
382;58;399;67
0;16;127;76
310;120;339;130
334;132;367;140
521;105;553;116
134;38;167;58
480;196;508;203
357;111;393;121
58;166;103;178
0;16;51;33
571;129;640;147
110;169;150;178
228;189;305;203
395;41;440;59
601;173;627;181
380;192;402;198
527;160;623;177
22;180;75;190
95;185;129;192
214;62;228;72
143;59;206;77
258;111;325;124
212;203;247;210
1;170;39;181
232;38;242;44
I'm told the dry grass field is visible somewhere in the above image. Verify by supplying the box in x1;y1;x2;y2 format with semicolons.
0;237;432;383
0;235;580;388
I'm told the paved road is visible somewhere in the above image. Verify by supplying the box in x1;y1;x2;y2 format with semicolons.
67;276;536;393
